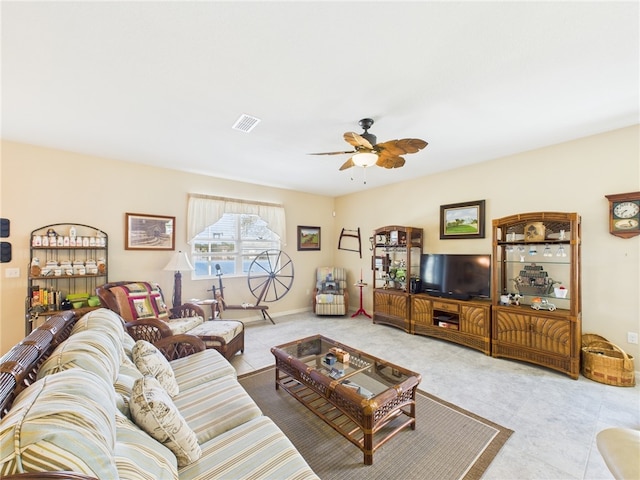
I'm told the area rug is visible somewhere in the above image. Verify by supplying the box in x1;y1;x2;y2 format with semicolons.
239;367;513;480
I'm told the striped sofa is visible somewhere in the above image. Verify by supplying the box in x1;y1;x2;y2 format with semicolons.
0;309;318;480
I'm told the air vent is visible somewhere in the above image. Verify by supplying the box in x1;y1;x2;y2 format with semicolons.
232;114;261;133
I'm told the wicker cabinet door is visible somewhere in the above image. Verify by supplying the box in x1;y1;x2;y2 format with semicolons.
460;304;490;337
373;290;408;317
411;296;432;327
373;290;410;332
493;310;530;346
373;290;391;316
387;293;408;318
529;316;571;356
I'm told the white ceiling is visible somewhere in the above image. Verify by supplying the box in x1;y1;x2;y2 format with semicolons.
2;1;638;197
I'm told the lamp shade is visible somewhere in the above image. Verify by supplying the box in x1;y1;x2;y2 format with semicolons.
352;152;378;167
163;251;194;272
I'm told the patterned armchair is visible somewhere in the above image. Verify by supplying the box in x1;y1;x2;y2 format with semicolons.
96;281;244;360
313;267;349;316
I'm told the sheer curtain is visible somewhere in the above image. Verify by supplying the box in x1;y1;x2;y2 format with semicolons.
187;194;286;245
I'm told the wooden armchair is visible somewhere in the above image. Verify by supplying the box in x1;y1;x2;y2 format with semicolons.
96;281;244;360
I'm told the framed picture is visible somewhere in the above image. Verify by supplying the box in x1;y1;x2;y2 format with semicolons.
440;200;486;239
297;225;321;251
125;213;175;250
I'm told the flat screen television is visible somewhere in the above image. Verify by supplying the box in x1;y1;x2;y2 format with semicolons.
420;253;491;300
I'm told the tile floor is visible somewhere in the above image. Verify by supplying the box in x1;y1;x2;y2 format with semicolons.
229;311;639;480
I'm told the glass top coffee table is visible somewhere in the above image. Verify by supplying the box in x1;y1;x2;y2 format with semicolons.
271;335;421;465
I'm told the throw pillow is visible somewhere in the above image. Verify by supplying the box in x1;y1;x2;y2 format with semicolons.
130;376;201;467
111;283;171;322
321;280;341;295
132;340;179;397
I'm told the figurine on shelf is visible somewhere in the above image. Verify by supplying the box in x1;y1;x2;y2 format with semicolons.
500;293;522;306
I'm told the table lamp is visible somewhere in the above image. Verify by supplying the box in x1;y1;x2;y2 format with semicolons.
163;251;194;308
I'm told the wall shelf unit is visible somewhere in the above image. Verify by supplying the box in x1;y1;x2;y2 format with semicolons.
26;223;108;333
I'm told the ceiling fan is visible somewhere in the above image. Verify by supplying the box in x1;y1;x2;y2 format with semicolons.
309;118;428;171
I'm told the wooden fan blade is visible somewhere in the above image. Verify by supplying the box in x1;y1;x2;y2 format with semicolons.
308;150;356;155
376;138;428;155
339;157;355;171
375;142;405;157
376;155;406;169
343;132;374;150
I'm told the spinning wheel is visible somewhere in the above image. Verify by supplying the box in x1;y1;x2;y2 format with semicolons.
213;250;294;324
247;250;294;303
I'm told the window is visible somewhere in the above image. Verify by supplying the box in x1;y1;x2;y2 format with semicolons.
192;213;280;278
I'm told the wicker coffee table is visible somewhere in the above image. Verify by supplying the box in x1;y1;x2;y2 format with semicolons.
271;335;421;465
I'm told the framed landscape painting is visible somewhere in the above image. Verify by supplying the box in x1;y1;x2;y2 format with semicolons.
440;200;486;239
297;226;321;251
125;213;175;250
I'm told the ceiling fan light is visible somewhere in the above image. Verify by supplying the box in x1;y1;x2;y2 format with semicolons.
352;152;378;167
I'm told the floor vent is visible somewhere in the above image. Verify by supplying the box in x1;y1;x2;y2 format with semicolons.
232;114;261;133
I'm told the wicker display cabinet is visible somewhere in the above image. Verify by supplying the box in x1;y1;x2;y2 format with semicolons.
491;212;581;378
371;226;423;333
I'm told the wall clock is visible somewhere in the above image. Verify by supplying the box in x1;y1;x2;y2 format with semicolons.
605;191;640;238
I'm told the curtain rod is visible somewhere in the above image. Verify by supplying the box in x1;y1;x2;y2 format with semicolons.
189;193;283;208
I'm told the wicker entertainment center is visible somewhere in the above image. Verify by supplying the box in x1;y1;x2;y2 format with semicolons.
371;214;582;379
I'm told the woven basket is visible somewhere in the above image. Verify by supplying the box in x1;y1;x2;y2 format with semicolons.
581;338;635;387
581;333;608;347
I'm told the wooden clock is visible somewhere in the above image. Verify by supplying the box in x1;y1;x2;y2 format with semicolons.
605;191;640;238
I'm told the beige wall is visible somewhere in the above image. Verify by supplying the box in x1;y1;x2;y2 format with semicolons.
335;125;640;360
2;125;639;361
0;141;336;352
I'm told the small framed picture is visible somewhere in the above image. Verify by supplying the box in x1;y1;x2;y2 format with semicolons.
297;226;321;251
440;200;486;239
125;213;175;250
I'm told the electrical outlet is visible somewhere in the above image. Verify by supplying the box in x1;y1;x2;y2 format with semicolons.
5;267;20;278
628;332;638;344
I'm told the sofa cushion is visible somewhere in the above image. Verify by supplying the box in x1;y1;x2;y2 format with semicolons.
130;376;201;467
37;329;120;384
315;293;336;304
115;412;178;480
178;416;319;480
72;307;126;342
170;348;236;392
186;320;243;345
114;365;144;418
0;369;118;478
122;332;136;360
72;308;132;366
132;340;179;397
165;316;204;335
173;374;262;444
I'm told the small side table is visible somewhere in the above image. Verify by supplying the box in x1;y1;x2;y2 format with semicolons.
194;298;219;320
351;281;371;318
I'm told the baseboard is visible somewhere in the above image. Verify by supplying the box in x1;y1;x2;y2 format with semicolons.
234;306;314;324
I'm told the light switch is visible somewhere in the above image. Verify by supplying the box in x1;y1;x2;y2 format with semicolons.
5;267;20;278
